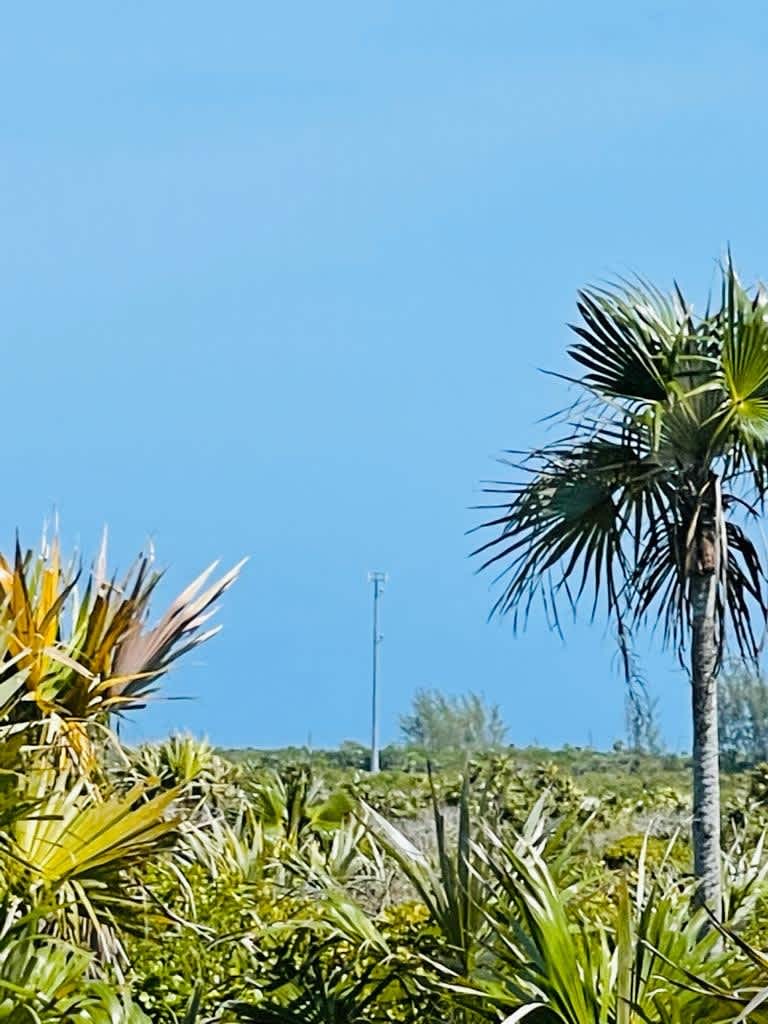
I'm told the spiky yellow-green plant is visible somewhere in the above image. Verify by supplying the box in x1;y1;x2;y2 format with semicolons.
0;532;243;769
0;529;244;983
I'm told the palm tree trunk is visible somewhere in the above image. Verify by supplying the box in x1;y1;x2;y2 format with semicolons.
690;568;722;916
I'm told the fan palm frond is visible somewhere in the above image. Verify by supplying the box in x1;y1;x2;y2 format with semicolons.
0;531;244;770
473;259;768;668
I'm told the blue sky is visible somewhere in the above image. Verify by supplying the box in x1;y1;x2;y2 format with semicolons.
3;3;767;750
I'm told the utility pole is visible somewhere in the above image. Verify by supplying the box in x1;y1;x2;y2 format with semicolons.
368;571;387;773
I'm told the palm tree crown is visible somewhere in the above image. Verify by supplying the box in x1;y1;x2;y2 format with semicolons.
472;259;768;670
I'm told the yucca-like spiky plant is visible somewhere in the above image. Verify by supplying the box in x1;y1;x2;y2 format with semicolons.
0;933;152;1022
0;531;244;770
471;829;764;1024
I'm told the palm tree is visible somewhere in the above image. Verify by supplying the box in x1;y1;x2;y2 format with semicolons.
472;257;768;915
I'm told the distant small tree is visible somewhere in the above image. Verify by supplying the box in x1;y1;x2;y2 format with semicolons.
399;689;507;752
625;684;664;755
718;662;768;768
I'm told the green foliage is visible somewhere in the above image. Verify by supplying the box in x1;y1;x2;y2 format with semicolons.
0;936;151;1022
126;732;239;791
471;259;768;665
364;770;488;980
748;763;768;805
246;763;356;844
0;530;242;1017
109;740;768;1022
624;685;664;755
9;527;768;1023
473;832;752;1024
601;834;687;872
719;662;768;769
399;689;507;753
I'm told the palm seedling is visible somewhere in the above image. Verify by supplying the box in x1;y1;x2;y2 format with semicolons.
5;765;183;971
246;764;355;854
473;830;764;1024
362;768;489;984
121;732;243;819
0;934;151;1022
221;909;410;1024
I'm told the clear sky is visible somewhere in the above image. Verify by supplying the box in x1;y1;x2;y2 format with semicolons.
4;2;767;750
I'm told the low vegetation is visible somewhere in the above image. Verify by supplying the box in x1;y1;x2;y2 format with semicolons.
5;532;768;1024
124;741;768;1021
